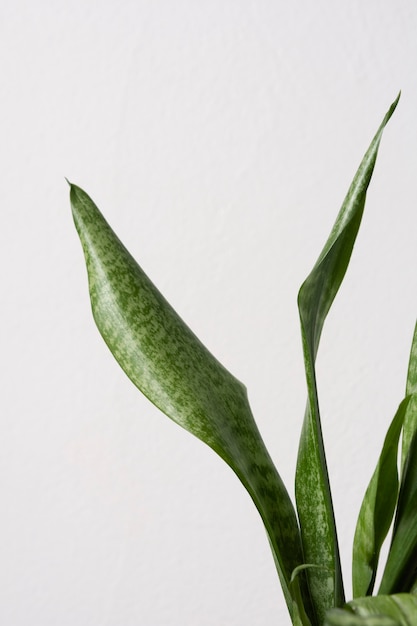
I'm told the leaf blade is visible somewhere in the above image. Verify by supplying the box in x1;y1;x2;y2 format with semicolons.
69;183;305;619
378;321;417;595
325;593;417;626
348;593;417;625
379;394;417;595
295;94;400;624
325;609;399;626
352;398;409;598
402;321;417;466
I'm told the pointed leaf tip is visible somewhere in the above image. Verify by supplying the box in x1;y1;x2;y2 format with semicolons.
295;95;399;623
382;92;401;125
69;182;306;621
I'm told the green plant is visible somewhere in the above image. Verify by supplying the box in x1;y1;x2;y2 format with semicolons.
69;93;417;625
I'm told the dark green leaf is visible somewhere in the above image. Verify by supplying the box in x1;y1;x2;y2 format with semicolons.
353;322;417;598
402;322;417;467
379;395;417;594
378;322;417;595
295;94;400;624
352;397;409;597
69;184;304;619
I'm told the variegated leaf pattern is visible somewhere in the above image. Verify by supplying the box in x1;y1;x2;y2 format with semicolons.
70;183;306;620
296;94;400;624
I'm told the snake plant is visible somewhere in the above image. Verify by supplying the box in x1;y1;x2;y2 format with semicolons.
70;93;417;625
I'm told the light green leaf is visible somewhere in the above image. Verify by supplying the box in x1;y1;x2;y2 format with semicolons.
348;594;417;625
324;608;398;626
295;94;400;624
352;397;409;598
69;184;306;620
290;565;324;626
326;593;417;625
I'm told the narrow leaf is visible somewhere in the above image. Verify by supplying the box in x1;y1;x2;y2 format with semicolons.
69;184;305;619
353;322;417;598
378;322;417;595
295;94;399;624
352;397;409;598
402;321;417;467
379;397;417;594
326;593;417;625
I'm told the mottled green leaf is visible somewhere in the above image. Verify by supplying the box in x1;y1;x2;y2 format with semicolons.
295;94;400;624
326;594;417;625
352;397;409;598
348;594;417;624
324;608;398;626
69;184;305;619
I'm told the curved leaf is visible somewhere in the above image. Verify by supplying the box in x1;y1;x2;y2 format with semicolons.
348;594;417;625
69;184;305;619
379;322;417;595
402;321;417;467
295;95;400;623
326;593;417;625
379;395;417;595
352;397;409;597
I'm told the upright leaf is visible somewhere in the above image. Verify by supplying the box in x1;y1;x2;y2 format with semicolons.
379;399;417;595
69;184;306;621
295;94;400;624
352;398;409;598
402;321;417;467
353;321;417;598
379;321;417;595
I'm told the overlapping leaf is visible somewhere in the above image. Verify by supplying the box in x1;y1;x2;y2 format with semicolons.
295;94;400;624
353;321;417;598
373;321;417;595
352;397;409;597
325;593;417;625
402;322;417;466
69;184;306;620
379;396;417;594
324;609;398;626
70;95;402;626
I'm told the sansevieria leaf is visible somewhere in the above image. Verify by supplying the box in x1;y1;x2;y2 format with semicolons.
69;184;308;621
352;397;408;598
401;321;417;467
295;94;400;624
353;321;417;598
325;593;417;625
324;609;398;626
379;403;417;594
378;321;417;595
348;593;417;625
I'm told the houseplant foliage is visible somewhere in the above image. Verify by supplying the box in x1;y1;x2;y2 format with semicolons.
70;93;417;625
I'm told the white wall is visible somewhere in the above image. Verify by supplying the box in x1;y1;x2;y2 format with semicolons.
2;1;417;624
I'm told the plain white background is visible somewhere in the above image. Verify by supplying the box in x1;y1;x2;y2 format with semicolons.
2;1;417;624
